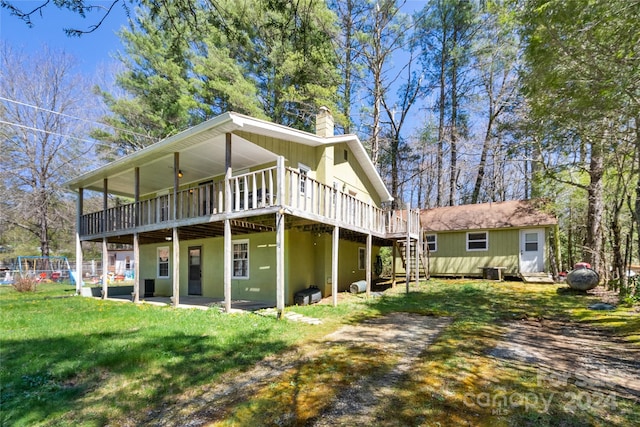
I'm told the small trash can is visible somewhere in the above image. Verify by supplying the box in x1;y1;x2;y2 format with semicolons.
350;280;367;294
294;286;322;305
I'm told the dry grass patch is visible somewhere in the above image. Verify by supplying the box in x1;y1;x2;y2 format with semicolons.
215;344;397;426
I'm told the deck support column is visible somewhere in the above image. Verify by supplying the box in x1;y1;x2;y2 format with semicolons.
224;133;232;313
75;188;83;295
101;237;108;299
134;167;140;226
415;212;420;288
133;232;140;303
406;203;412;293
332;225;339;307
276;156;285;318
224;220;232;312
275;211;285;317
366;233;372;298
172;227;180;307
392;240;397;288
133;168;140;303
101;179;108;299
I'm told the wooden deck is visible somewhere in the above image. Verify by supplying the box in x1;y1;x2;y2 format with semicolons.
79;164;420;241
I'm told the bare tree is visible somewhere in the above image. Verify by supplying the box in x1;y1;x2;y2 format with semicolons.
358;0;410;168
0;44;98;256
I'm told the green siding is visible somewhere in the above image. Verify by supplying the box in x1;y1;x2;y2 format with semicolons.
234;131;381;206
420;228;553;277
139;229;381;304
139;243;174;296
428;229;519;276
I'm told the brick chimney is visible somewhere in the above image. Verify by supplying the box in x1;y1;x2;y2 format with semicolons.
315;106;334;137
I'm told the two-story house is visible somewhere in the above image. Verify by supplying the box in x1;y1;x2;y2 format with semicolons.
67;109;421;314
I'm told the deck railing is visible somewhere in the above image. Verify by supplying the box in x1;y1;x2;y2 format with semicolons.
79;164;417;237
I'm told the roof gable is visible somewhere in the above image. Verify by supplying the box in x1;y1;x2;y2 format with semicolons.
65;112;392;202
421;200;557;232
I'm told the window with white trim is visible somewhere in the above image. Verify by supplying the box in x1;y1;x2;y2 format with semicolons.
299;163;310;195
426;234;437;252
467;232;488;251
157;246;170;278
233;240;249;279
358;247;366;270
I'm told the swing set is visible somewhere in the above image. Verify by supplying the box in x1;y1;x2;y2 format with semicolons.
11;256;74;284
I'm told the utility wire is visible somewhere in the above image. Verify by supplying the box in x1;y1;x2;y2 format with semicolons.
0;120;123;153
0;96;158;142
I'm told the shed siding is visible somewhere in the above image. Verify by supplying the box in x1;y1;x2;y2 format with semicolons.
427;229;520;276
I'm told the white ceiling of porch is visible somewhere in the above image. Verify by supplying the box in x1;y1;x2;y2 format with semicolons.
85;133;279;197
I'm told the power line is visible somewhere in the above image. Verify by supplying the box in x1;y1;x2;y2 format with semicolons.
0;120;122;152
0;96;158;142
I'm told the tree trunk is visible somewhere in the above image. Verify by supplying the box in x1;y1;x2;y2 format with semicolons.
584;134;605;274
472;114;494;204
449;57;458;207
436;47;446;207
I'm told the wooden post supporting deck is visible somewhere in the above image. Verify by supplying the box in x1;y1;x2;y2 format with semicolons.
75;188;83;295
133;168;140;303
102;237;108;299
224;220;231;312
224;133;232;313
102;179;108;299
391;240;397;288
133;232;140;303
275;156;285;317
415;211;420;288
332;225;339;307
405;204;411;294
172;153;180;307
366;233;372;298
172;227;180;307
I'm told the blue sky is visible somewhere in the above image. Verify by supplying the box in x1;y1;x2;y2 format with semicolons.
1;1;129;75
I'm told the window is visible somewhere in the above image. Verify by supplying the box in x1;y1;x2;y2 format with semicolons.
233;240;249;279
426;234;437;252
358;247;366;270
157;246;170;278
467;232;488;251
524;232;538;252
299;164;310;195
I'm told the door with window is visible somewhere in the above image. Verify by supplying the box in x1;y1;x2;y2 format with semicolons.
520;229;544;273
188;246;202;295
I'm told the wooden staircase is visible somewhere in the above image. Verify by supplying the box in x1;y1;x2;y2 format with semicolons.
395;235;429;282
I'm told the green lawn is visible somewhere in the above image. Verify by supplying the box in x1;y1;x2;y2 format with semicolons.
1;281;638;426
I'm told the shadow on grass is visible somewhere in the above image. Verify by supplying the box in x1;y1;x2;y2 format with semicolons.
357;281;639;426
0;317;289;426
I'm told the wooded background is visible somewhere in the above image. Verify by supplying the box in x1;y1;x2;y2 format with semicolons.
1;0;638;286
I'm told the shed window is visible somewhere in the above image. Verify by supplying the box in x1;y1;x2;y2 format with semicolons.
524;233;539;251
467;232;488;251
233;240;249;279
426;234;437;252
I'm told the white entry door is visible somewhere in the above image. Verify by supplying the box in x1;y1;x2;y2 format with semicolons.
520;229;544;273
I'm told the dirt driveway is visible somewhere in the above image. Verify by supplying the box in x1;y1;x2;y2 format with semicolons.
144;311;638;426
489;318;640;400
